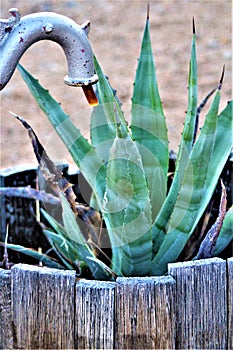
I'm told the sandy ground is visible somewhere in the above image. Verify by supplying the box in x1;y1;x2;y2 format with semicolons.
0;0;232;169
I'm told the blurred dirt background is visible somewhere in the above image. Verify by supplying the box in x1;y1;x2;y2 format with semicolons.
0;0;232;169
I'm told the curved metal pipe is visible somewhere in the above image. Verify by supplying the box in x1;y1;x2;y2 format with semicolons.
0;8;98;104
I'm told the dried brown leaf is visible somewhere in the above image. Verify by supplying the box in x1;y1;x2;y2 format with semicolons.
195;179;227;259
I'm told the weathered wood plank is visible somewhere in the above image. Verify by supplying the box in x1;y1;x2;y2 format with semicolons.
1;258;231;349
227;257;233;349
75;279;115;349
168;258;227;349
0;269;13;349
11;264;76;349
115;276;176;349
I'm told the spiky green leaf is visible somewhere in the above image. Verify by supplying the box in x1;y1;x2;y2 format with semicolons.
42;209;86;267
206;101;233;189
131;16;169;221
43;230;75;270
91;56;128;162
151;86;223;275
17;63;105;207
152;29;198;254
60;193;109;279
0;243;64;269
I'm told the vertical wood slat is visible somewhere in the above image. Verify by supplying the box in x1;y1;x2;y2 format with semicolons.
0;269;13;349
11;264;76;349
75;279;115;349
115;276;176;349
168;258;227;349
228;257;233;349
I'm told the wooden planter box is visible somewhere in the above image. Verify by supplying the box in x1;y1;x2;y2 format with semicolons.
0;164;232;349
0;258;232;349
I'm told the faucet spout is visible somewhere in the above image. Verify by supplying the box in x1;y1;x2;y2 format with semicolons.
0;8;98;105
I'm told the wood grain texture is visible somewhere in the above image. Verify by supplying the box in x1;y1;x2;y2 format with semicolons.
0;259;231;349
227;257;233;349
75;279;116;349
115;276;176;349
168;258;227;349
11;264;76;349
0;269;13;349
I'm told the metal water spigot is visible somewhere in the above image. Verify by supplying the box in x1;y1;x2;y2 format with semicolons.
0;8;98;105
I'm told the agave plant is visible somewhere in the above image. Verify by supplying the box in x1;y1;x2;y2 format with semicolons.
4;14;233;279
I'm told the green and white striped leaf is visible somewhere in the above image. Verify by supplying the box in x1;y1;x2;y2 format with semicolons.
91;56;128;162
131;15;169;222
151;85;223;275
206;101;233;189
152;28;198;254
103;135;152;276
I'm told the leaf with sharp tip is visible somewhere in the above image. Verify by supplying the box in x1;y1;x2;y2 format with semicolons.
0;243;64;269
43;201;110;279
60;193;110;280
131;16;169;222
43;230;75;270
42;209;88;266
151;87;227;275
17;63;106;208
93;56;125;124
152;29;198;254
